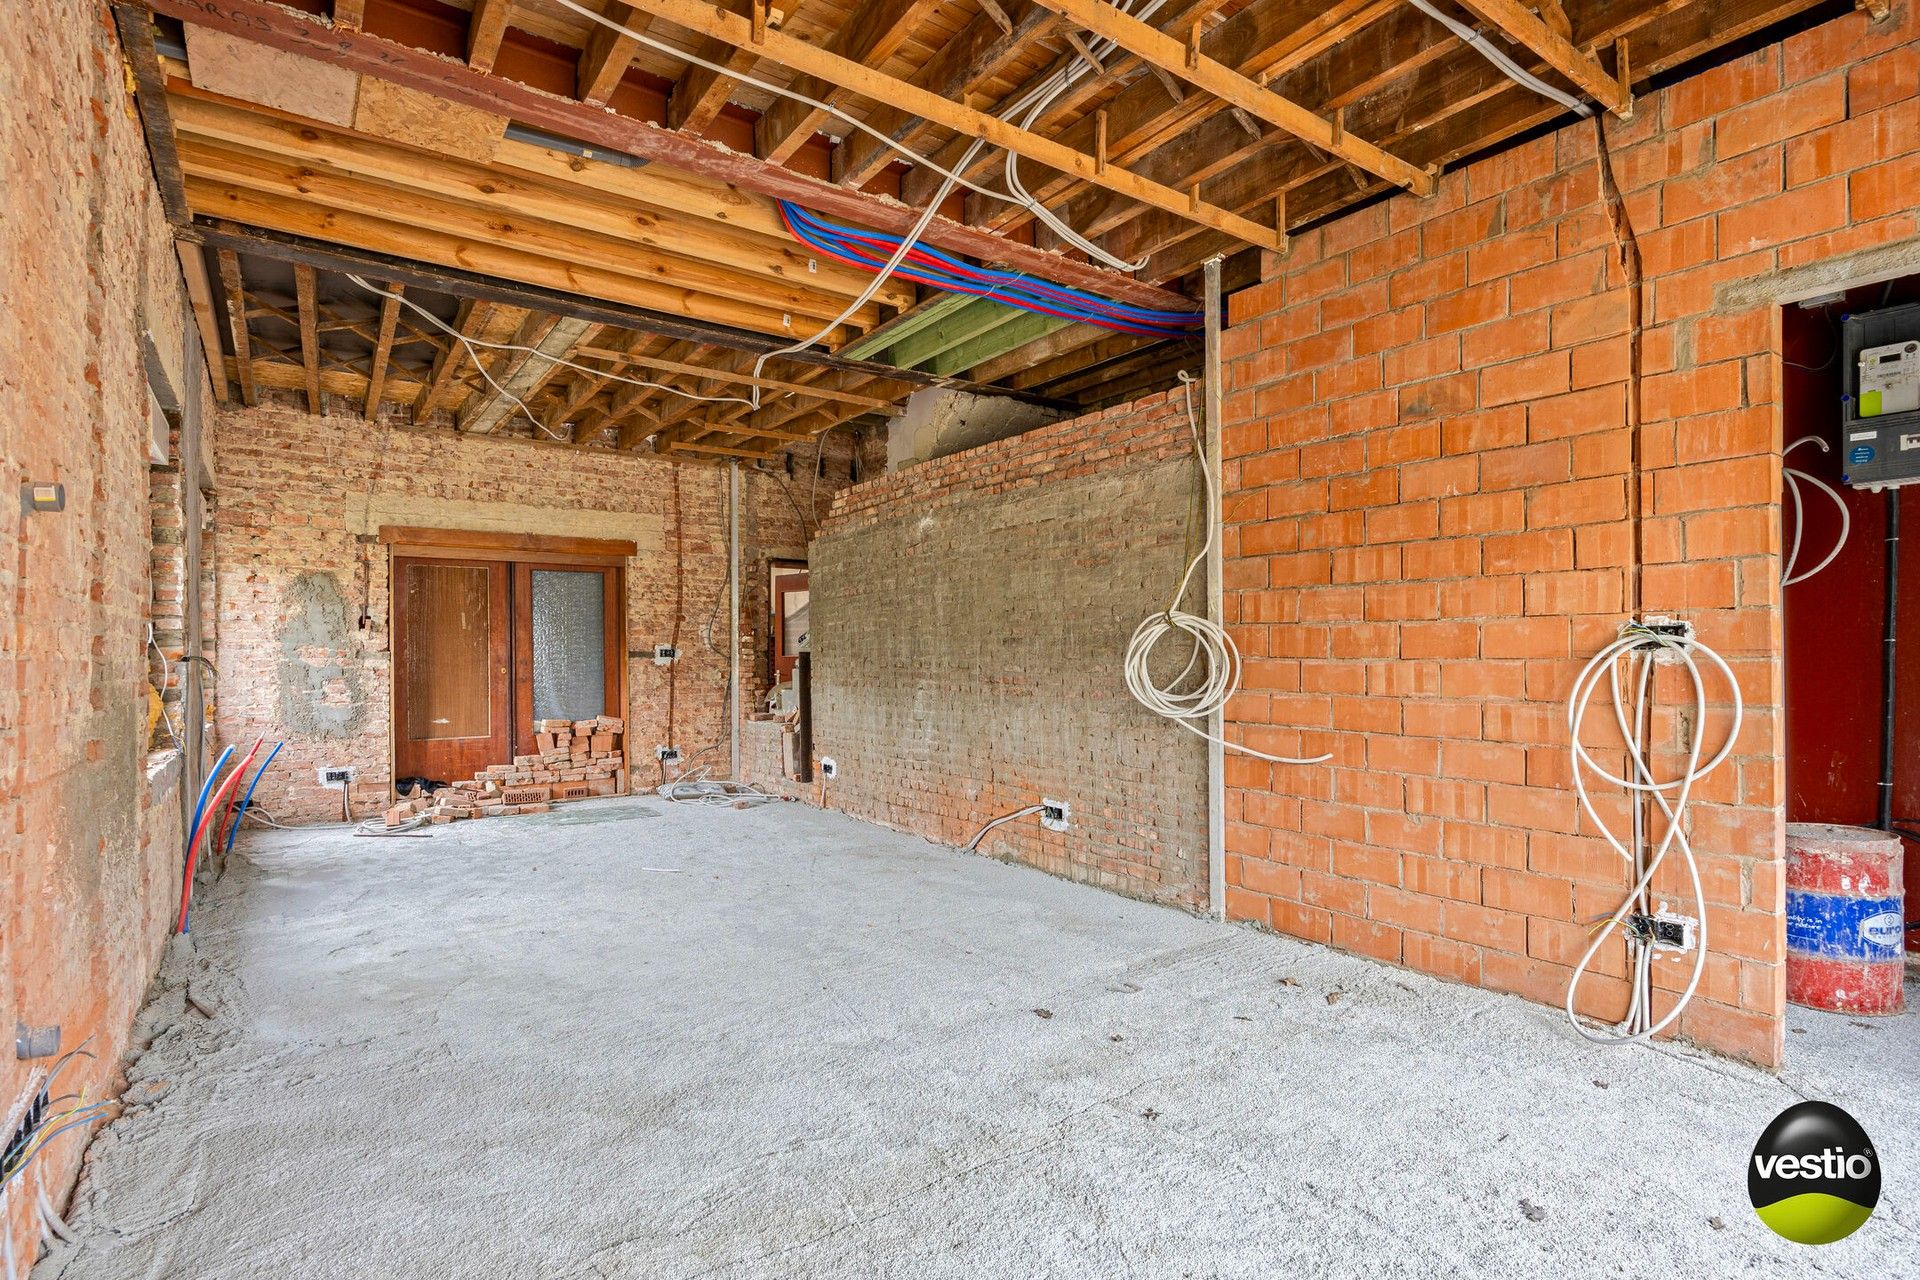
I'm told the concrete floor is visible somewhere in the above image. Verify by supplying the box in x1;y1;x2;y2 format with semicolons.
36;798;1919;1279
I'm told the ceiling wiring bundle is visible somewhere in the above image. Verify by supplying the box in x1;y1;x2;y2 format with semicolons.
1782;434;1851;585
1123;375;1332;766
1564;621;1743;1046
778;203;1203;337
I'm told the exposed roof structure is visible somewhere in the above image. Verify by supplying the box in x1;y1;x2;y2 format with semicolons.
124;0;1834;459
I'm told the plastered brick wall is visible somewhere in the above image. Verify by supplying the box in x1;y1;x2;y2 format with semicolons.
1216;5;1920;1066
807;392;1211;907
1;3;208;1261
210;403;841;823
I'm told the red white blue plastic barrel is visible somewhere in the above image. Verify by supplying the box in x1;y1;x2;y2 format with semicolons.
1785;823;1907;1016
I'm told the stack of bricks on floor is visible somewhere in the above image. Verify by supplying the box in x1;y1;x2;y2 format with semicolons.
385;717;628;827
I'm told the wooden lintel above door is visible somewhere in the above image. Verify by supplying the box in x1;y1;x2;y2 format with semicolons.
378;525;636;561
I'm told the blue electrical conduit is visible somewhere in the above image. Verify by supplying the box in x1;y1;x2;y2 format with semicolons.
186;745;235;868
224;741;284;858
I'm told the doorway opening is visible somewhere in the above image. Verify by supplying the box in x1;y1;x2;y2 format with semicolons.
389;533;627;789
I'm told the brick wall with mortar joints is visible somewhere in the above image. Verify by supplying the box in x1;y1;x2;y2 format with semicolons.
208;402;848;822
804;392;1211;907
1;2;211;1262
1215;5;1920;1067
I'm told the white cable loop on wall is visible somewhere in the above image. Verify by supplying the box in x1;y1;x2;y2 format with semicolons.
1781;434;1850;586
1564;624;1743;1045
1122;375;1331;766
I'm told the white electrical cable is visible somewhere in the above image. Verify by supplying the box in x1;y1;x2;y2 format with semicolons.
147;621;181;750
1410;0;1593;117
1123;375;1332;766
1564;622;1742;1045
966;804;1046;851
1782;435;1850;586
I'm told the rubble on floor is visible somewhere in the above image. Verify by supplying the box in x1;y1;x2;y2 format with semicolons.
382;717;629;827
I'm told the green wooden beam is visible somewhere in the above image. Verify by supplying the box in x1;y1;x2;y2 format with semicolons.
838;291;976;360
929;309;1072;377
887;297;1025;370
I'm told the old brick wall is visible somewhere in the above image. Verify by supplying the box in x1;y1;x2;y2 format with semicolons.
1217;6;1920;1066
209;404;837;823
1;2;210;1260
807;392;1212;907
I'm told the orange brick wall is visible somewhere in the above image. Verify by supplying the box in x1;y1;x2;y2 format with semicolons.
210;404;846;822
1217;6;1920;1066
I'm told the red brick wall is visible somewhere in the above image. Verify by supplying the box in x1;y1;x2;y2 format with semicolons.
806;391;1214;906
210;404;841;822
1217;6;1920;1066
2;3;208;1260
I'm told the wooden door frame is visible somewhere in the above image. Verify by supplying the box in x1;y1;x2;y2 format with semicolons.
384;527;630;795
768;558;808;685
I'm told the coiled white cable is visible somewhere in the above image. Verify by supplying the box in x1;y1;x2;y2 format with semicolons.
1564;622;1742;1045
1123;375;1331;766
1782;434;1850;586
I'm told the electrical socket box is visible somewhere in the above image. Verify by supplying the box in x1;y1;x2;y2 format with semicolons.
1040;799;1070;832
655;746;681;763
654;644;678;666
819;757;837;779
1840;302;1920;491
1623;615;1693;663
316;766;355;788
1629;911;1697;952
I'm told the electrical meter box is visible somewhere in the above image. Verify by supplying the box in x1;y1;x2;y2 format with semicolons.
1840;301;1920;491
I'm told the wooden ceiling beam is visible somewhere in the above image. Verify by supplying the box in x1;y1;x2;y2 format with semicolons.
175;242;230;404
569;346;900;409
1451;0;1633;116
1020;0;1431;195
183;217;1062;404
215;247;258;407
146;0;1193;310
467;0;515;74
294;263;323;412
612;0;1282;250
754;0;944;164
579;3;647;105
667;0;759;135
416;299;487;419
949;0;1388;226
364;281;403;418
834;0;1060;188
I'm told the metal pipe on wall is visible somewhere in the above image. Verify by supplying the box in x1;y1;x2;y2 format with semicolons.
1204;257;1227;921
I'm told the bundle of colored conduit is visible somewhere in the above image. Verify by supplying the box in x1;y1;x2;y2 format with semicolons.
777;203;1204;339
176;738;283;934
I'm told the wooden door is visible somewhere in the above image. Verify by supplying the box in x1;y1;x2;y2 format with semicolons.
393;556;510;783
771;568;810;683
511;563;624;759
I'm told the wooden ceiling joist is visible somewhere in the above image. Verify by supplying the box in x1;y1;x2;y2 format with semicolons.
1021;0;1432;195
466;0;515;75
215;247;258;406
143;0;1196;311
553;0;1287;249
579;3;648;104
753;0;944;164
294;264;322;412
364;281;403;418
1451;0;1633;116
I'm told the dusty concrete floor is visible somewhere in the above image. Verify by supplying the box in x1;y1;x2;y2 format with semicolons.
35;798;1919;1278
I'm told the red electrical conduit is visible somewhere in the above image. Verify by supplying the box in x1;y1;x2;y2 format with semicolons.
177;735;263;934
